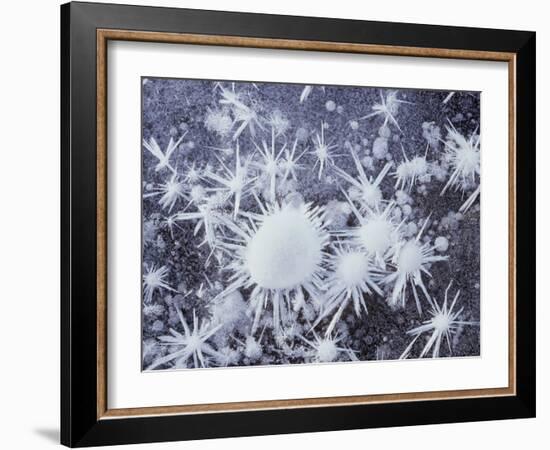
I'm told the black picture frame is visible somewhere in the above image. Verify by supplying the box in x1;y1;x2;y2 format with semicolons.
61;1;536;447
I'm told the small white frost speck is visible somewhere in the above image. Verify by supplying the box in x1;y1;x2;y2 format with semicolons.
325;100;336;112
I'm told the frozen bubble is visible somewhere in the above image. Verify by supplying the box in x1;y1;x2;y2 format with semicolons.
407;222;418;236
325;100;337;112
435;236;449;252
378;124;391;138
336;105;344;114
372;136;388;159
245;336;262;360
392;206;402;220
151;320;165;332
395;190;411;205
402;204;412;216
349;120;359;130
295;127;309;141
362;156;374;171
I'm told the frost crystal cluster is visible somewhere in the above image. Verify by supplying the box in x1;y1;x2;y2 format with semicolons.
142;78;480;370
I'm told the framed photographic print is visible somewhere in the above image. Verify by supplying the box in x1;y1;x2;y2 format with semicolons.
60;1;536;447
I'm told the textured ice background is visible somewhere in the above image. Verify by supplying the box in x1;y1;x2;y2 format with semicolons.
141;77;480;370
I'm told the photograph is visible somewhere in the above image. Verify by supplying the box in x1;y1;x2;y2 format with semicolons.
141;78;481;371
54;1;535;447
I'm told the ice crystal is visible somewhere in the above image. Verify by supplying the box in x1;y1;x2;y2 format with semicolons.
335;148;392;209
393;145;429;192
174;198;226;248
144;303;165;317
299;330;348;363
400;282;478;358
311;122;340;179
422;121;441;148
217;83;263;140
339;200;403;267
143;264;175;304
183;162;202;184
204;142;254;218
459;185;480;213
266;109;290;137
384;217;448;313
280;139;308;184
143;134;186;173
218;201;330;332
143;172;186;212
252;129;286;201
204;107;233;138
148;309;223;369
315;243;383;336
299;85;325;103
359;90;411;132
440;120;480;195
